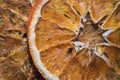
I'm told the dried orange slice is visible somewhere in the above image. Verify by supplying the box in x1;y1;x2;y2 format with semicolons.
0;0;32;39
27;0;120;79
0;0;45;79
0;36;38;80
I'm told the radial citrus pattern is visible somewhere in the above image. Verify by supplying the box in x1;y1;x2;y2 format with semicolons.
27;0;120;80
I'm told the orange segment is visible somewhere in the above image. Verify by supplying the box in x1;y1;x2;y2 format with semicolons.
102;3;120;29
97;45;120;75
41;0;80;31
40;43;76;76
65;0;88;17
107;27;120;47
59;48;114;80
89;0;117;22
84;56;116;80
59;48;90;80
35;19;76;51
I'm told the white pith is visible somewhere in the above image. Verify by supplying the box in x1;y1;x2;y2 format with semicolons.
102;29;114;44
71;41;88;52
28;0;59;80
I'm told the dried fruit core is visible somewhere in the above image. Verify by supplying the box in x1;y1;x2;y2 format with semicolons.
75;14;105;49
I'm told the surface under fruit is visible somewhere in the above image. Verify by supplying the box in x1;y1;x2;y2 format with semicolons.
28;0;120;80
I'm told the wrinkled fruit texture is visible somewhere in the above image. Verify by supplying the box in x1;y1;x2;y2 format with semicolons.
0;0;31;39
28;0;120;80
0;0;45;80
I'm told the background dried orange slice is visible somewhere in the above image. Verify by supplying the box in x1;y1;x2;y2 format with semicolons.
0;36;42;80
28;0;120;80
0;0;31;39
0;0;45;79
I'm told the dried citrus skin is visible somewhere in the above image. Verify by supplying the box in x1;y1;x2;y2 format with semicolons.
27;0;120;80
